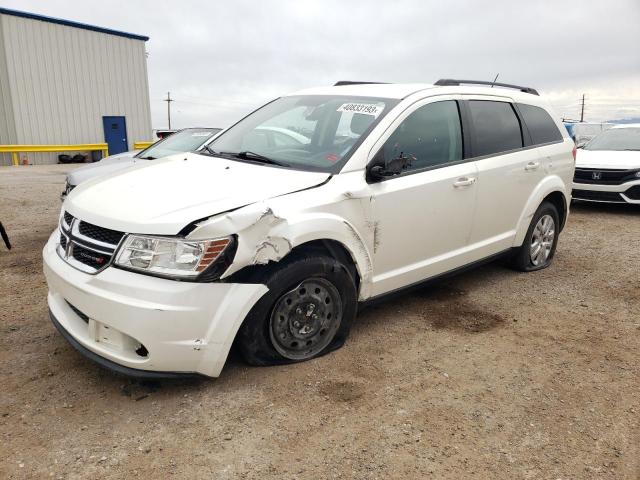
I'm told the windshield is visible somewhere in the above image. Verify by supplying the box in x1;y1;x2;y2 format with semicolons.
136;128;221;159
584;127;640;151
203;95;398;172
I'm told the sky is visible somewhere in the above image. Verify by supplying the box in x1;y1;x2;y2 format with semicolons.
3;0;640;129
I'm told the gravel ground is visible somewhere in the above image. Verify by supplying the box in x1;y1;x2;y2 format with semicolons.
1;164;639;479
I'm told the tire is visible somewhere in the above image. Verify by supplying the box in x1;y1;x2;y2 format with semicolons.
510;201;560;272
236;254;358;366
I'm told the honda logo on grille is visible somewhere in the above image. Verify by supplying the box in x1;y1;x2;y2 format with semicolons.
592;171;602;180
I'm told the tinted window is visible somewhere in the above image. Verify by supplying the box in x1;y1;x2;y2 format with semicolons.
378;101;463;171
518;103;563;145
468;101;523;156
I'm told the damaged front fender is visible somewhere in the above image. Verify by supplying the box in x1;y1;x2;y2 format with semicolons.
186;201;374;299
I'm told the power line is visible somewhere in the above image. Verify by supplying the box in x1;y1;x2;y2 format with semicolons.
163;92;174;129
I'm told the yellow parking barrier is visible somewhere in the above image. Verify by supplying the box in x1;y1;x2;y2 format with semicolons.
0;144;109;166
134;141;155;150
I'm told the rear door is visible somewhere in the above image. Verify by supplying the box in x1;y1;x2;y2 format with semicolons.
464;98;545;257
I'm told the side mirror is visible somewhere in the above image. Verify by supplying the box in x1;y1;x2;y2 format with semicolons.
368;154;413;181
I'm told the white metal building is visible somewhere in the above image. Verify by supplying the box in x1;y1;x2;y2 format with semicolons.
0;7;153;165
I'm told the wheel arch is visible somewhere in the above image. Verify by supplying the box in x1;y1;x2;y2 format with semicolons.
513;176;569;247
543;190;568;232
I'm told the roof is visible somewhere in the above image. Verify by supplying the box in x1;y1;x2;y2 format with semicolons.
288;82;549;105
0;7;149;41
290;83;435;99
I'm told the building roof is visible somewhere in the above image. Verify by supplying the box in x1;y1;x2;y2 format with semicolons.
0;7;149;41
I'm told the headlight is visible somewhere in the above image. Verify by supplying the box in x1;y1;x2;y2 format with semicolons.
114;234;233;279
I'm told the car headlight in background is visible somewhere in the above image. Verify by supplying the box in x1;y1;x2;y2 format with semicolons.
115;235;233;279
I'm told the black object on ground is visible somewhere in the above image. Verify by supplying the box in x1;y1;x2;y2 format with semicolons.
0;222;11;250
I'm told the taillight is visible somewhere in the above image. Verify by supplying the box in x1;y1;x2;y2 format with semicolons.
572;146;576;162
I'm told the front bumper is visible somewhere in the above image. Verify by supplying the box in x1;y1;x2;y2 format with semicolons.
43;232;268;377
572;180;640;204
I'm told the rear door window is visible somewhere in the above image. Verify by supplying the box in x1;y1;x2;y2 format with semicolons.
517;103;563;145
468;101;523;156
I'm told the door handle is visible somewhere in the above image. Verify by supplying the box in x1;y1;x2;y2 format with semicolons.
453;177;476;188
525;161;540;171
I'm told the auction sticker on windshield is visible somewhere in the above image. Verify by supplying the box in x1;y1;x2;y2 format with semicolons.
337;103;384;117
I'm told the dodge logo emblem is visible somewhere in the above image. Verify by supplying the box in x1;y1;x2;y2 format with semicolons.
592;171;602;180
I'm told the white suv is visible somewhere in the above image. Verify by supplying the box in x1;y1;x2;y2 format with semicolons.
44;79;575;378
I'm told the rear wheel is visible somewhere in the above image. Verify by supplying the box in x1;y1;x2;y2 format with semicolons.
237;254;357;366
510;201;559;271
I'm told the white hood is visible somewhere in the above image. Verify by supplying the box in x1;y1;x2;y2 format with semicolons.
575;148;640;169
64;152;330;234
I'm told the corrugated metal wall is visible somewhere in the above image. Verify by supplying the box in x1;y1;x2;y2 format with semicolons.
0;13;152;165
0;17;18;165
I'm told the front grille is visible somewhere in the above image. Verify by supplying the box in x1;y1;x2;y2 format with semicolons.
574;168;640;185
624;185;640;200
78;221;125;245
572;189;625;203
58;211;124;273
63;211;74;226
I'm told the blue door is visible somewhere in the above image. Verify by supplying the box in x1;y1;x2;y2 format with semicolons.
102;116;128;155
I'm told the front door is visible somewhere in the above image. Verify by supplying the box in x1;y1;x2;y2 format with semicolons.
366;99;478;297
102;116;128;155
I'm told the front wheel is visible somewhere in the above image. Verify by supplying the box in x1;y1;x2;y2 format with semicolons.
236;254;358;366
510;201;560;271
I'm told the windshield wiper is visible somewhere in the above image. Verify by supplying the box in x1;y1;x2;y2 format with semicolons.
221;151;290;167
139;155;156;160
200;144;218;156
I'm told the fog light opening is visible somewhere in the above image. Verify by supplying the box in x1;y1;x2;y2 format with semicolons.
135;344;149;357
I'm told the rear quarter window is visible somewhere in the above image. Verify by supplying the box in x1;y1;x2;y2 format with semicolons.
517;103;563;145
468;101;523;157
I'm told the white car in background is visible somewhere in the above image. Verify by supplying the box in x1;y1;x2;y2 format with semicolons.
572;124;640;204
61;127;222;199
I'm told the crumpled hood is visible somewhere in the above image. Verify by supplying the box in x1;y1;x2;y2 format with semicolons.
575;148;640;169
64;152;330;235
67;151;140;186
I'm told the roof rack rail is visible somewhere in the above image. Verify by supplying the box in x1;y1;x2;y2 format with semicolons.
333;81;388;86
434;78;539;96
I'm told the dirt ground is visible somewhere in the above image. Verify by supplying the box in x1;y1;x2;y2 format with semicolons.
1;164;639;479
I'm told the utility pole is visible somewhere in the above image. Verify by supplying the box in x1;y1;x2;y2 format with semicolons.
580;94;585;122
164;92;174;129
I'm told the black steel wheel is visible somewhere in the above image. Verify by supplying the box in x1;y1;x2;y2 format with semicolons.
236;254;357;366
269;277;343;360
